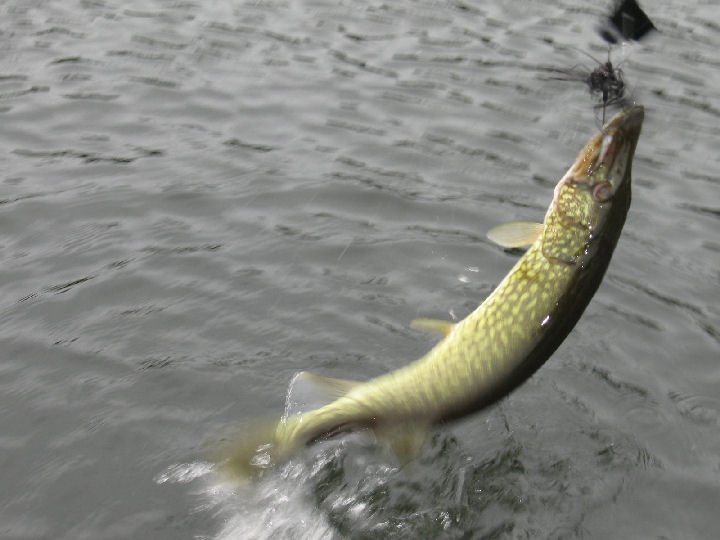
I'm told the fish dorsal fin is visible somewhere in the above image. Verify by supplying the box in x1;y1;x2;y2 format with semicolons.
284;371;359;417
487;221;544;249
410;318;456;337
374;421;431;464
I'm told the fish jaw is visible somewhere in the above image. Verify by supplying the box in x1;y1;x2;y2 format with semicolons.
569;105;644;202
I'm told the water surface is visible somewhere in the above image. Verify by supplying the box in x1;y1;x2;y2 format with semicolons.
1;1;719;539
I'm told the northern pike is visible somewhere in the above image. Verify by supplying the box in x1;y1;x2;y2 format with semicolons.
219;105;644;478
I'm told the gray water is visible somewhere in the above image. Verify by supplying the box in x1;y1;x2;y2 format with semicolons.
1;1;719;538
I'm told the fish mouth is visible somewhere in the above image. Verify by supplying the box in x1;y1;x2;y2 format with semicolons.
569;105;644;194
597;105;644;176
602;105;644;142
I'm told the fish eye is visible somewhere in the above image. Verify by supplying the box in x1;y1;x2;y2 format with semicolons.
592;181;613;202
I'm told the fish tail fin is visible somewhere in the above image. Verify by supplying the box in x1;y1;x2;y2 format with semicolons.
290;371;432;464
285;371;360;415
375;421;431;464
211;416;283;481
212;413;318;481
211;371;361;481
212;371;431;480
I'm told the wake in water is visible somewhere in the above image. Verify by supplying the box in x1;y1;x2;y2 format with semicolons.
157;371;527;538
155;410;657;539
155;430;490;540
155;457;336;540
153;377;366;539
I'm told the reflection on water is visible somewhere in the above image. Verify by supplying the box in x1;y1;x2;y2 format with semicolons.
1;0;719;539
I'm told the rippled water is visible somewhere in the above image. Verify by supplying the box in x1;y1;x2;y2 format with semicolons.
1;1;718;539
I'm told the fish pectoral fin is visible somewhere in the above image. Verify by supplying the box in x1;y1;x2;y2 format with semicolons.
285;371;360;415
487;221;544;248
374;421;430;464
410;318;456;337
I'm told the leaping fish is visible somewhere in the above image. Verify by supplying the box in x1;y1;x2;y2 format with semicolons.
217;106;645;479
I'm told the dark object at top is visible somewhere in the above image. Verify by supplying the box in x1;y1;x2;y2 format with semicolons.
598;0;657;44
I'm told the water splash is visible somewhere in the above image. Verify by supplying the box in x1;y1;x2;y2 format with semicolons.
155;459;336;540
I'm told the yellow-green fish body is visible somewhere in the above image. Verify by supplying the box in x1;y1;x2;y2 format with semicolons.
221;106;644;478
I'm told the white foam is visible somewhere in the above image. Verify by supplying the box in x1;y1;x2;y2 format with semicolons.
156;460;336;540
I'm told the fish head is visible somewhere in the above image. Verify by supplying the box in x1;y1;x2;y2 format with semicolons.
568;105;644;203
542;106;644;265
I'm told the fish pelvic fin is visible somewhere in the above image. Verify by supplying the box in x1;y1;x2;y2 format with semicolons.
410;318;456;337
487;221;544;249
